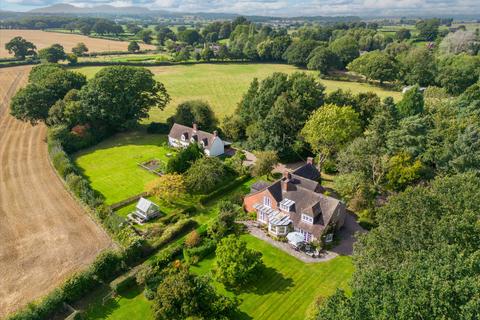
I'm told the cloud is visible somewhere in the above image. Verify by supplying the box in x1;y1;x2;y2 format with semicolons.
4;0;480;16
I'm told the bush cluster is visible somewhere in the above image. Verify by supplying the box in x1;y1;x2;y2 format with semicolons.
8;248;135;320
199;175;251;205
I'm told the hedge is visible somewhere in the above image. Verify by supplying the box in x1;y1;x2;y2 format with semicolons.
184;238;217;260
199;175;251;205
0;60;40;68
146;122;170;134
7;247;133;320
150;218;198;250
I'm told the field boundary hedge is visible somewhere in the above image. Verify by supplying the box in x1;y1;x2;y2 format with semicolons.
199;175;251;205
110;192;149;210
0;60;40;68
7;130;154;320
72;59;277;67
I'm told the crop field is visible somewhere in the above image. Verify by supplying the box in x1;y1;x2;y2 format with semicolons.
80;234;353;320
74;132;174;205
0;29;156;57
0;66;111;318
75;63;402;122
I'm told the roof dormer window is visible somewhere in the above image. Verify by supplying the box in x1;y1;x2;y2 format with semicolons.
301;214;313;224
279;198;294;212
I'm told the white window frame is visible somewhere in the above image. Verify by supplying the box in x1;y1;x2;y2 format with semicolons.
280;203;289;211
301;214;313;224
181;134;186;141
325;233;334;243
259;211;267;223
263;196;271;207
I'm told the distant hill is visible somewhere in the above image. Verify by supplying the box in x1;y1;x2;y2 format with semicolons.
29;3;151;15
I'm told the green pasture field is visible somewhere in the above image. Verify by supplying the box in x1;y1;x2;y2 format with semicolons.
81;234;353;320
74;63;402;123
73;132;174;205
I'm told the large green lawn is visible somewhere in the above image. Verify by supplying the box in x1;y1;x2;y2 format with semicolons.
82;235;353;320
192;234;353;320
74;131;173;205
74;63;402;123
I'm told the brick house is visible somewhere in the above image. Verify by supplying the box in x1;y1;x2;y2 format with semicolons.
244;158;346;243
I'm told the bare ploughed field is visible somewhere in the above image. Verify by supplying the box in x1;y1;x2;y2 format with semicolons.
0;29;156;57
0;66;111;317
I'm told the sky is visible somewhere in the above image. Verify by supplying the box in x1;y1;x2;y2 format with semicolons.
2;0;480;17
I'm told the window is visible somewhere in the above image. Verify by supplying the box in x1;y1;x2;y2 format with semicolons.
301;214;313;224
298;228;312;242
181;134;186;141
263;196;271;207
325;233;333;243
259;212;267;222
279;198;294;212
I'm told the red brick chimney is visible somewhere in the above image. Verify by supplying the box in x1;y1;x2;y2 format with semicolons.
282;171;291;192
192;123;197;132
307;157;314;165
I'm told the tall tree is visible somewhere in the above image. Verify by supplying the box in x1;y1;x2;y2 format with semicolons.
38;44;66;63
416;18;440;41
347;50;398;84
214;235;263;287
72;42;88;56
10;66;86;124
5;36;36;60
397;85;424;118
153;268;237;320
317;173;480;320
398;47;437;86
329;36;360;67
77;66;169;131
301;104;361;172
167;100;218;132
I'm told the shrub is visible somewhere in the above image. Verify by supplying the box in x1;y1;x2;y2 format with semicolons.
185;157;229;194
185;230;201;248
185;238;217;260
199;175;250;205
146;122;170;134
90;251;124;283
61;271;98;303
165;143;203;174
151;219;197;249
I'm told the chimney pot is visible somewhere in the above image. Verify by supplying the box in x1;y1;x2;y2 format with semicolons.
283;171;291;180
192;123;197;132
307;157;314;165
213;130;218;137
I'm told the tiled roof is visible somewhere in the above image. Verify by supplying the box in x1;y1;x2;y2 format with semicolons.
248;161;343;239
168;123;220;151
292;163;320;181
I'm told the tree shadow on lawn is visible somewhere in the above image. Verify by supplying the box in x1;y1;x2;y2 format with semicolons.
73;129;170;160
232;309;254;320
82;294;121;320
230;265;294;296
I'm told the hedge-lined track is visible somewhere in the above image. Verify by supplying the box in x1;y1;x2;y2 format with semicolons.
0;66;111;318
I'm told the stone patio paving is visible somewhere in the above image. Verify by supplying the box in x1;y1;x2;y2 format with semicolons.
240;212;365;263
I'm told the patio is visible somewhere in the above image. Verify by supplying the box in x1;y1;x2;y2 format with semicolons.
241;221;338;263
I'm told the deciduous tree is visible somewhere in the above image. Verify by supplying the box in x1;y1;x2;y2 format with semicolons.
301;104;361;172
146;174;186;203
214;235;263;287
5;36;36;59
